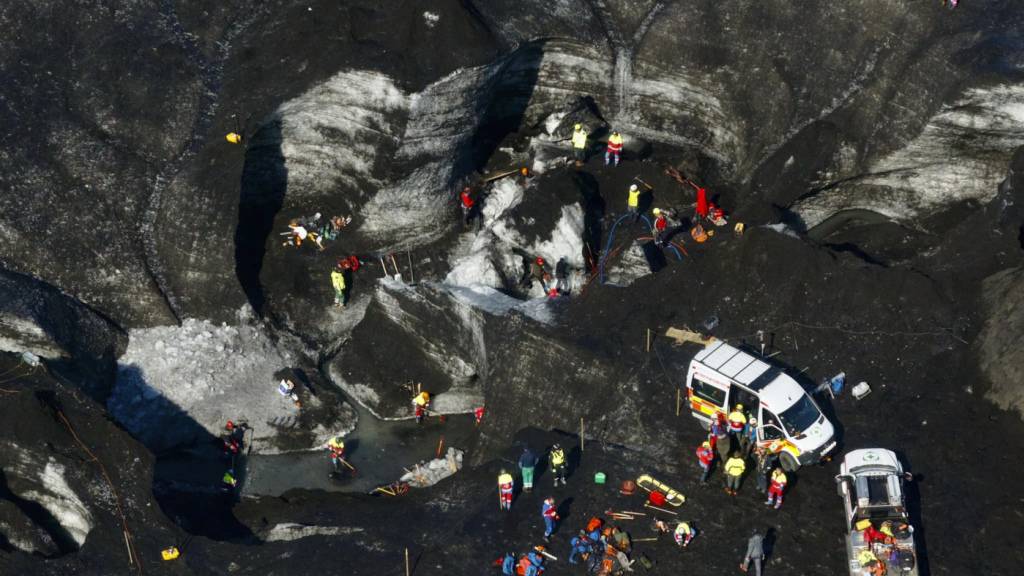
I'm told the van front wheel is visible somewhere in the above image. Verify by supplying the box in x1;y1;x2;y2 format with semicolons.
780;452;799;472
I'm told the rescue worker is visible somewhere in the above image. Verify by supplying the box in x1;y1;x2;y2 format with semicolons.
765;467;788;509
571;123;588;164
710;414;731;460
221;468;238;493
474;406;485;426
724;452;746;496
740;529;765;576
569;531;592;564
728;404;748;442
523;549;545;576
673;521;696;548
498;469;514;511
459;186;476;227
696;440;715;484
549;443;568;487
605;131;623;166
498;552;517;575
412;390;430;424
742;418;758;455
317;215;350;243
283;216;323;251
331;263;347;308
526;257;552;294
626;184;641;220
519;447;538;492
652;208;669;246
541;497;559;541
326;436;347;473
754;447;778;494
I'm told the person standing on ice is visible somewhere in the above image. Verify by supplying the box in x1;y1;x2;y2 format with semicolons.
571;123;588;165
626;183;642;222
412;390;431;424
330;263;347;308
326;436;348;474
606;131;624;166
459;186;477;228
498;469;514;511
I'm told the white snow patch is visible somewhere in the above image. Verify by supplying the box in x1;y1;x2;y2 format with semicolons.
264;523;364;542
17;459;93;547
422;11;440;27
763;223;801;239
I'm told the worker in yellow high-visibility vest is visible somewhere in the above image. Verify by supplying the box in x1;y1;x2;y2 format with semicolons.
571;124;588;164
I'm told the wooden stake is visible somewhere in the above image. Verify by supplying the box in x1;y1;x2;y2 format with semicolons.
436;436;444;458
405;547;410;576
407;251;415;283
380;256;388;277
633;537;659;542
580;418;584;454
123;530;133;566
618;511;648;516
646;328;651;352
644;503;678;515
676;388;681;416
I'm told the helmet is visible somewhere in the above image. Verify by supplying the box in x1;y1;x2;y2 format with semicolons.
552;443;561;450
735;404;744;411
630;184;638;191
702;441;710;448
652;208;661;216
574;123;582;130
536;257;545;265
750;418;757;425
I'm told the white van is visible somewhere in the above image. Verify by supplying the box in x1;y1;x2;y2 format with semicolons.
685;340;836;470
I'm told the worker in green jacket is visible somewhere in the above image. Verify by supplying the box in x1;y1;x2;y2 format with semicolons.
331;266;347;308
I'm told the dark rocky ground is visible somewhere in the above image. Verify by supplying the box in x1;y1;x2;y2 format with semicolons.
2;1;1024;575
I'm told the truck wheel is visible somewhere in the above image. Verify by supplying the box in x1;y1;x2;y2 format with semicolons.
780;452;799;472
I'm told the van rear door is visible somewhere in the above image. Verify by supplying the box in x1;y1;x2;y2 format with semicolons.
687;369;728;422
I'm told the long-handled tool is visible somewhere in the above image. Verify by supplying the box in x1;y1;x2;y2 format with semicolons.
633;176;654;190
483;167;529;183
390;253;403;283
644;503;678;515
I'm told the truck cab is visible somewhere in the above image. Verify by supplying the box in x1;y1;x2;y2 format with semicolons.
685;340;836;470
835;449;918;576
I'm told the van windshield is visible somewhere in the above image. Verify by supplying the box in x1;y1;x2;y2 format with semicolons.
778;395;821;436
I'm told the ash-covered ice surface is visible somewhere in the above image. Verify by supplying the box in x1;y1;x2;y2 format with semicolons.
2;1;1024;575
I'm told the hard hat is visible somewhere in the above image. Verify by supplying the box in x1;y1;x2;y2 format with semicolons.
552;443;561;450
652;208;661;215
574;123;582;130
702;441;710;448
225;132;242;144
630;184;638;191
750;418;758;425
536;257;545;265
612;131;619;136
735;404;744;411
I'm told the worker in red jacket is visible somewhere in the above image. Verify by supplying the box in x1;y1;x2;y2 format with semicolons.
605;131;624;166
696;441;715;484
765;468;788;509
652;208;670;247
460;187;476;227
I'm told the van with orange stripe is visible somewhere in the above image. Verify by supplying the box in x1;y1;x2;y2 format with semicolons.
685;340;836;471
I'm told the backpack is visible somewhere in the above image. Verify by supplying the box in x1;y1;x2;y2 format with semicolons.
347;256;361;271
586;517;604;533
501;552;516;575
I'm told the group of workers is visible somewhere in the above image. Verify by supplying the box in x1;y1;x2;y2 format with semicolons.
220;420;249;494
282;213;350;252
696;407;790;507
499;444;568;513
856;520;914;576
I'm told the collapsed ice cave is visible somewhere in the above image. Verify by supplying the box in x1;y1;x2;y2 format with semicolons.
1;1;1023;574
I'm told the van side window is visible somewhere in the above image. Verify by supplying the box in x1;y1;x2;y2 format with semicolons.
691;377;726;407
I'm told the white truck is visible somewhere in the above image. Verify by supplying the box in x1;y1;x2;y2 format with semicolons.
684;339;836;470
835;449;919;575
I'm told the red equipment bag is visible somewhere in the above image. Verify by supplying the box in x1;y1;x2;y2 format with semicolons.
648;491;667;507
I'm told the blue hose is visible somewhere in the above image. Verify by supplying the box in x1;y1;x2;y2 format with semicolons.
598;213;684;283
